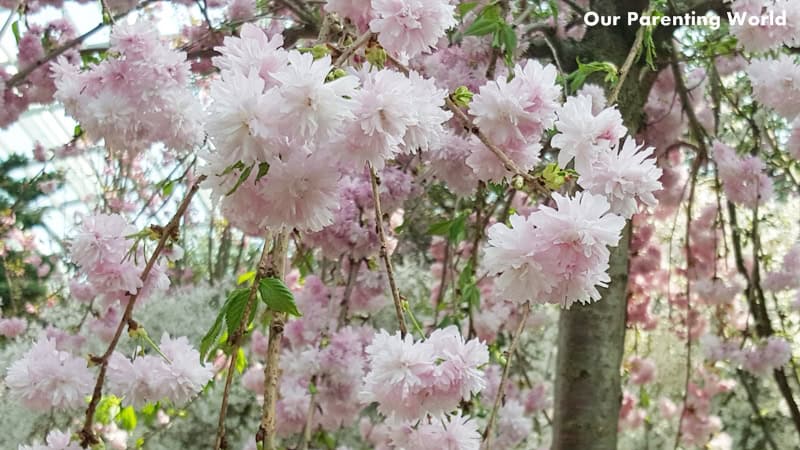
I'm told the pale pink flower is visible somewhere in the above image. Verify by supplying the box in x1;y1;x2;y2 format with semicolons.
212;23;288;86
361;327;488;420
106;352;169;408
369;0;456;58
763;244;800;291
579;137;663;218
325;0;374;31
5;337;94;411
712;142;773;208
206;68;271;167
469;60;560;148
494;400;531;449
69;213;136;269
19;429;81;450
552;95;627;172
747;55;800;119
483;214;548;304
0;317;27;338
627;356;657;385
158;333;214;406
266;51;358;142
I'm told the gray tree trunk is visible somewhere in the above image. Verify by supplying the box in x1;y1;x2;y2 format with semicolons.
551;225;631;450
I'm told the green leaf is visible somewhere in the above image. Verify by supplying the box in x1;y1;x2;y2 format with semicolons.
463;283;480;307
224;288;252;337
541;162;567;190
639;386;651;408
448;213;467;243
11;21;20;45
225;163;254;196
73;124;83;138
94;396;121;425
117;406;138;431
219;160;245;177
199;307;226;361
236;347;247;373
161;180;174;197
464;4;503;36
452;86;474;108
256;162;270;181
457;1;478;18
498;23;517;63
567;59;618;92
259;277;301;317
427;219;453;236
237;270;256;285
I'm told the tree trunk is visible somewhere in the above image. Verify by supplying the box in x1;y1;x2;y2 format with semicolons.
552;225;631;450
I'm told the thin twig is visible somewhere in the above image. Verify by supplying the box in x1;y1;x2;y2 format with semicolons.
79;174;206;447
213;229;274;450
333;30;373;67
608;6;650;105
6;0;161;88
673;155;701;450
482;302;530;449
385;53;549;196
299;374;318;450
0;1;20;43
257;231;291;450
338;258;360;324
368;162;408;337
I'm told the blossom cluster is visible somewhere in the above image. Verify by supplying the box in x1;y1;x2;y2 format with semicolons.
202;23;450;234
484;192;626;308
729;0;800;52
466;60;560;182
0;19;80;128
712;142;774;208
326;0;456;58
702;334;792;376
107;334;213;407
68;213;172;307
361;326;489;421
53;22;204;156
747;55;800;119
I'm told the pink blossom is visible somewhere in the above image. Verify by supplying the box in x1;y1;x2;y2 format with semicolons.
212;23;288;87
742;337;792;376
53;22;203;155
0;317;27;338
5;337;94;411
494;400;532;449
763;244;800;291
361;326;488;420
627;356;657;385
393;412;481;450
19;429;81;450
369;0;456;58
325;0;374;31
578;137;663;218
746;55;800;119
469;60;560;149
486;192;625;307
712;142;773;208
552;95;627;172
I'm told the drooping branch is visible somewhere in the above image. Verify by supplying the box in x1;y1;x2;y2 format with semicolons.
79;174;206;447
214;228;274;450
368;162;408;337
256;230;291;450
482;302;530;449
727;201;800;437
6;0;162;89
